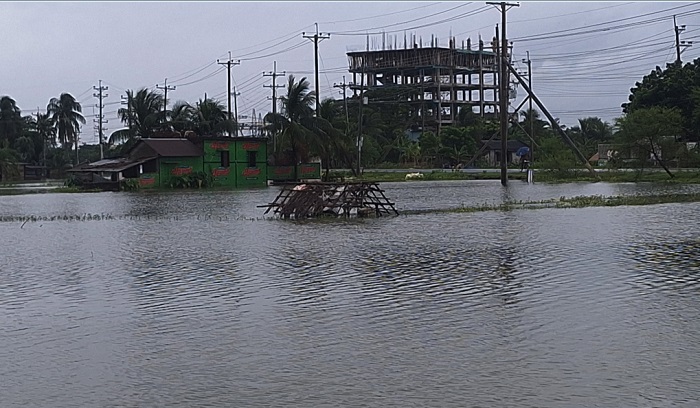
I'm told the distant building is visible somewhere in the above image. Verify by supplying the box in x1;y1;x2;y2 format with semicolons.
347;36;501;135
481;139;528;167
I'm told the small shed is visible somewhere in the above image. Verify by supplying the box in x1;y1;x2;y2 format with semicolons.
480;139;528;167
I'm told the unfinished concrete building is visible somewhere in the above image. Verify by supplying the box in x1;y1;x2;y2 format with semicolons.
347;36;500;134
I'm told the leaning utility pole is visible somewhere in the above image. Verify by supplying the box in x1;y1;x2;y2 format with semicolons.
333;75;352;132
303;23;330;115
217;51;241;128
507;63;597;178
156;78;176;117
93;80;108;159
487;1;519;186
263;61;285;150
674;15;693;65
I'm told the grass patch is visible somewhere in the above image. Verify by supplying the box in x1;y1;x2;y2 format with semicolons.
402;192;700;216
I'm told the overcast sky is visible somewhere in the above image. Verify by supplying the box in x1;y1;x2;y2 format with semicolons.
1;1;698;144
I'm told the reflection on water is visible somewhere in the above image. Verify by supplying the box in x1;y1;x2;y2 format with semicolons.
1;181;700;407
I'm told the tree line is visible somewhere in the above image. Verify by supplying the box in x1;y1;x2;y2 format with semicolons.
1;57;698;181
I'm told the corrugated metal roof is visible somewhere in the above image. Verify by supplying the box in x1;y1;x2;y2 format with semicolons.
141;138;202;157
67;157;155;173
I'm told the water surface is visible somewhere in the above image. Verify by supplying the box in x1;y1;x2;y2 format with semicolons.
1;181;699;407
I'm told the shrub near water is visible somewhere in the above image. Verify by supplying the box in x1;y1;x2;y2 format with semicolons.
168;171;214;189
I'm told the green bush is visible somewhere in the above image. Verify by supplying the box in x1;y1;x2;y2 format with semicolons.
120;178;140;191
168;171;213;189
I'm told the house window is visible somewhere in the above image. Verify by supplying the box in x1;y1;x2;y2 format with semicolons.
220;150;230;167
247;151;257;168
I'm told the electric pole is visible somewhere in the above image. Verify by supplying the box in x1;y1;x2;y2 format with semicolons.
333;75;352;132
674;15;693;65
523;51;533;169
487;1;519;186
263;61;285;151
156;78;176;118
232;86;241;136
217;51;241;130
93;80;108;159
303;23;330;115
121;93;133;140
357;64;366;176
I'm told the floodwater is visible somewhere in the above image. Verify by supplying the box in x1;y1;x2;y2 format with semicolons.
2;180;700;407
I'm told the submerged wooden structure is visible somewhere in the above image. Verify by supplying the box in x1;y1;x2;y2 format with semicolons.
260;182;399;219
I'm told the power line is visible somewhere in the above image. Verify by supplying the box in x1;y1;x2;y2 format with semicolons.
332;3;470;34
513;4;700;42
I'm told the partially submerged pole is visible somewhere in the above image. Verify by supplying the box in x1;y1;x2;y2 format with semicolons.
507;63;598;178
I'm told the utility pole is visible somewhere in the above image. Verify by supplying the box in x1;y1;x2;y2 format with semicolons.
507;62;597;178
121;93;133;140
156;78;176;118
487;1;519;186
303;23;331;115
674;15;693;65
263;61;286;150
333;75;352;132
217;51;241;130
93;80;108;159
232;86;241;136
357;64;366;176
523;51;534;170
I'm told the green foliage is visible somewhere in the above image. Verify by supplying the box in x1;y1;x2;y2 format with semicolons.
623;58;700;141
117;88;164;141
0;142;19;181
63;174;83;187
120;178;140;191
0;96;23;147
567;117;614;158
615;106;683;177
537;136;579;177
47;93;85;162
168;171;213;189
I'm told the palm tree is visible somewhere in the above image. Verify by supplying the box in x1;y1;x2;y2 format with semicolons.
0;96;23;147
170;101;196;134
47;93;85;164
192;96;236;136
116;88;163;142
34;113;56;167
264;75;323;165
0;140;19;181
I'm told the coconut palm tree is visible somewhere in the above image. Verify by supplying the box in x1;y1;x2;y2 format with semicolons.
264;75;326;165
314;98;357;177
47;93;85;163
192;96;236;136
170;101;196;134
0;96;23;147
116;88;163;142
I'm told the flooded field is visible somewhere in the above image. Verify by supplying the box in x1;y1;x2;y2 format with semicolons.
1;180;699;407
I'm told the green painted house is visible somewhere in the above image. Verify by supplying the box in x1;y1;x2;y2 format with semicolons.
69;136;269;189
